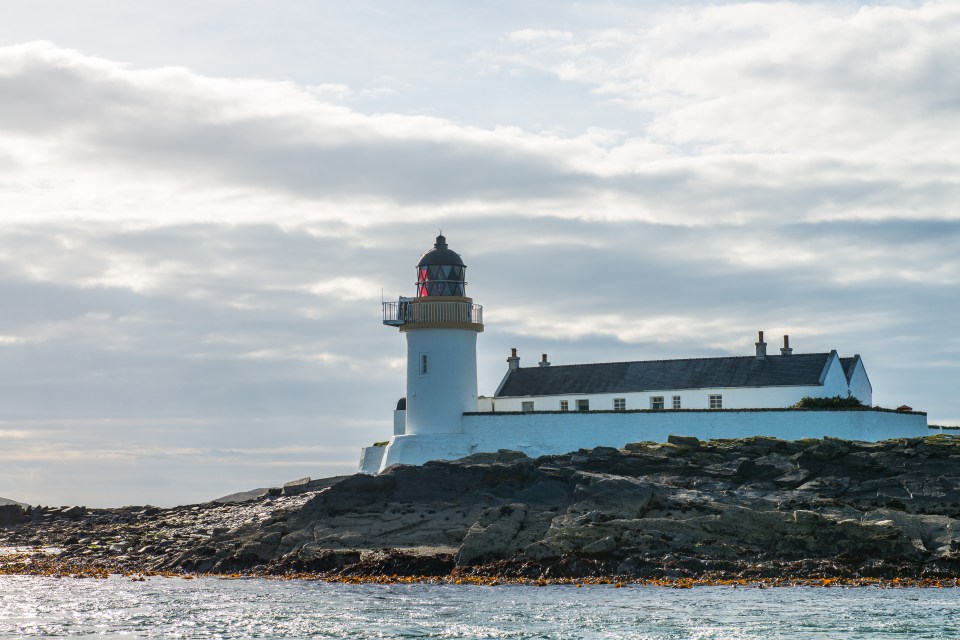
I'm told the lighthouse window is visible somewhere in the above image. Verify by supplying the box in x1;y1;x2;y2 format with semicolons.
419;353;430;376
709;394;723;409
650;396;664;410
521;401;534;412
560;400;569;412
613;398;626;411
576;399;590;411
416;264;466;297
672;395;681;409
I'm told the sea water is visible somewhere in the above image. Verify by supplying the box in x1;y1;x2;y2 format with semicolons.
1;576;959;639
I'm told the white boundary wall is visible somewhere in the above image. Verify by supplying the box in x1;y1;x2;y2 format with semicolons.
371;409;929;472
359;445;386;474
488;384;832;412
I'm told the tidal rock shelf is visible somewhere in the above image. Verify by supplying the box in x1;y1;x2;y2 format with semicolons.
3;435;960;583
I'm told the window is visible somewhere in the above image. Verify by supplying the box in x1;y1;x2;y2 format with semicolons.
417;264;466;297
521;401;534;412
560;400;569;412
613;398;626;411
419;353;430;376
672;395;681;410
576;399;590;411
650;396;665;410
709;394;723;409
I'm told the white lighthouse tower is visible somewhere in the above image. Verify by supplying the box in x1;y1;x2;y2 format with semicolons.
363;234;483;472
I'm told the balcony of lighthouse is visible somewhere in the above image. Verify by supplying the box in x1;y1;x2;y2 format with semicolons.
382;297;484;332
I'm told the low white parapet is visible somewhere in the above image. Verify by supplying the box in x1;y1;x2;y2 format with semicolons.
361;408;929;474
461;408;929;461
359;445;387;475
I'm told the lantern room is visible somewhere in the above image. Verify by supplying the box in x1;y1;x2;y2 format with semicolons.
416;234;466;297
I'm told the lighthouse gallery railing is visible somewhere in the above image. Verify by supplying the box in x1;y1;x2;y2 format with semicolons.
383;299;482;326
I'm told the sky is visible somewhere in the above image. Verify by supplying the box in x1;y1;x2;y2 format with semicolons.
1;0;958;507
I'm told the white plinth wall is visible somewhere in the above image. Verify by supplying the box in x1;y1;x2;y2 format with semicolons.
363;409;930;472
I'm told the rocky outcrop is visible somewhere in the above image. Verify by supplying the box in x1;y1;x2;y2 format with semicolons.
3;435;960;580
0;504;27;527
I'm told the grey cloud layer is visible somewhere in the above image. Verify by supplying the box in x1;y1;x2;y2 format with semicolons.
4;37;959;224
0;43;585;207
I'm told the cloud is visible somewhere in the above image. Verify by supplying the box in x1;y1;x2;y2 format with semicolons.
0;42;595;223
506;29;574;43
495;2;960;221
4;30;960;231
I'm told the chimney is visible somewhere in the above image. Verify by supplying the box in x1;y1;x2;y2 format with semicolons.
507;347;520;371
755;330;767;359
539;353;551;367
781;334;793;356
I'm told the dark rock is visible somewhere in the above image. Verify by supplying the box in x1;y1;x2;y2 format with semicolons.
0;504;26;527
210;489;270;504
282;477;312;496
668;435;700;448
5;436;960;581
282;476;349;497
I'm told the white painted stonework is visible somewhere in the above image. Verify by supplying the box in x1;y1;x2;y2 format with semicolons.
371;409;929;472
404;328;477;435
359;444;386;475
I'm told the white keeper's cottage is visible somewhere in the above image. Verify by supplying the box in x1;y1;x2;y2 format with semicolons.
360;235;928;474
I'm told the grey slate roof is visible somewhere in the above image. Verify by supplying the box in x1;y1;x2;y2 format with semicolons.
840;356;859;382
495;353;834;397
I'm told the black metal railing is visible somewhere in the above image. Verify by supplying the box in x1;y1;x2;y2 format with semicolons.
383;300;482;326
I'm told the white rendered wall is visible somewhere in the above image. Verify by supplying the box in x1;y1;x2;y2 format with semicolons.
379;433;472;469
488;384;829;413
848;360;873;405
368;409;928;472
394;409;406;436
359;445;387;475
405;328;478;435
819;353;850;397
458;410;929;460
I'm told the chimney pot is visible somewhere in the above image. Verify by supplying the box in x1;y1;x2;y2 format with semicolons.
539;353;551;367
755;330;767;359
507;348;520;371
780;334;793;356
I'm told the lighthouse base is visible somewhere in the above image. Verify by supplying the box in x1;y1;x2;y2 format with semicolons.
376;433;473;471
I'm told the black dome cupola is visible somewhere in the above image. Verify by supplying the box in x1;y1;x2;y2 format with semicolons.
416;234;467;297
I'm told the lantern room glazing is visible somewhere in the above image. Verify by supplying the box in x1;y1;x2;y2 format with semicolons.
416;234;467;297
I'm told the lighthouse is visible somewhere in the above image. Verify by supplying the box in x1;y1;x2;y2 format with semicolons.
359;234;927;476
382;234;484;437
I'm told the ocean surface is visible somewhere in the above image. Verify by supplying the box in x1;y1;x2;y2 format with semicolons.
1;576;959;639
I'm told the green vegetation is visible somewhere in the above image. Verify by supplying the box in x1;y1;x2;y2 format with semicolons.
791;395;865;409
373;441;389;447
